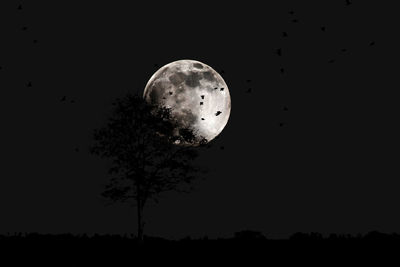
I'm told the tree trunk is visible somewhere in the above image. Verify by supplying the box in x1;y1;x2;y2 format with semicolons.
137;198;144;241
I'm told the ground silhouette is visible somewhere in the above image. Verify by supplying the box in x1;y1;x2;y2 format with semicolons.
1;231;399;264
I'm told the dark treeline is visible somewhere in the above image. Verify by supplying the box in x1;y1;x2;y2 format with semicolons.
2;230;400;241
1;231;399;264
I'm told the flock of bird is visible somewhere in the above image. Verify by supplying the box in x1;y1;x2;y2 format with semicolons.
4;0;375;152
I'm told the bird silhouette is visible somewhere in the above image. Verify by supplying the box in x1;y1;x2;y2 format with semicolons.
21;26;28;31
292;19;299;23
215;111;222;116
70;100;75;104
220;88;224;91
60;96;66;102
321;26;326;32
169;91;173;95
279;122;285;127
200;102;203;105
341;48;347;52
369;41;375;46
328;59;335;63
345;0;352;6
201;95;204;99
246;79;251;83
246;88;252;93
283;106;289;111
26;82;32;87
220;146;225;150
276;48;282;56
33;40;38;44
75;147;80;152
280;68;285;74
289;10;295;15
214;87;218;90
282;32;288;37
17;4;22;10
201;118;205;120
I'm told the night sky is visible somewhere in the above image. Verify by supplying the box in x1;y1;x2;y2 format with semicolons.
0;1;397;239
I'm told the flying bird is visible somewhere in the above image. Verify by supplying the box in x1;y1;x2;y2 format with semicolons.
246;79;251;83
246;88;252;93
283;106;289;111
341;48;347;52
70;100;75;104
289;10;295;15
201;95;204;99
345;0;352;6
280;68;285;74
328;59;335;63
26;82;32;87
169;91;173;95
215;111;222;116
279;122;285;127
321;26;326;32
17;5;22;10
33;40;38;44
276;48;282;56
60;96;66;102
292;19;299;23
200;102;203;105
220;88;224;91
21;26;28;31
369;41;375;46
282;32;288;37
220;146;225;150
201;118;205;120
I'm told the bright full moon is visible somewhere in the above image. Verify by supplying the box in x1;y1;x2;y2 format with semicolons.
143;59;231;144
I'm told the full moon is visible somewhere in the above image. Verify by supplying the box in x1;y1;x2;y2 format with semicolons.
143;59;231;144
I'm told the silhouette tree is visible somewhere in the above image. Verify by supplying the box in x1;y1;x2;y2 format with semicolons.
91;94;206;241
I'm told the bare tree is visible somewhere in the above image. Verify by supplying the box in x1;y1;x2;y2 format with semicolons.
90;94;206;241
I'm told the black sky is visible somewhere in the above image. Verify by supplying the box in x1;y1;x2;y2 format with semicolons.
0;1;397;239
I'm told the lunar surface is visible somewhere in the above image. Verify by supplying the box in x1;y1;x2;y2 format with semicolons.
143;59;231;144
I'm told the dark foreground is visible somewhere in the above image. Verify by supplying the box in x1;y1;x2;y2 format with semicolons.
1;231;400;265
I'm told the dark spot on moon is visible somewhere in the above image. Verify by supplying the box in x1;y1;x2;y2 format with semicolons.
175;86;185;95
220;88;224;91
200;102;203;105
169;72;186;86
149;84;162;104
185;72;202;87
202;71;214;81
193;63;203;69
201;118;205;120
